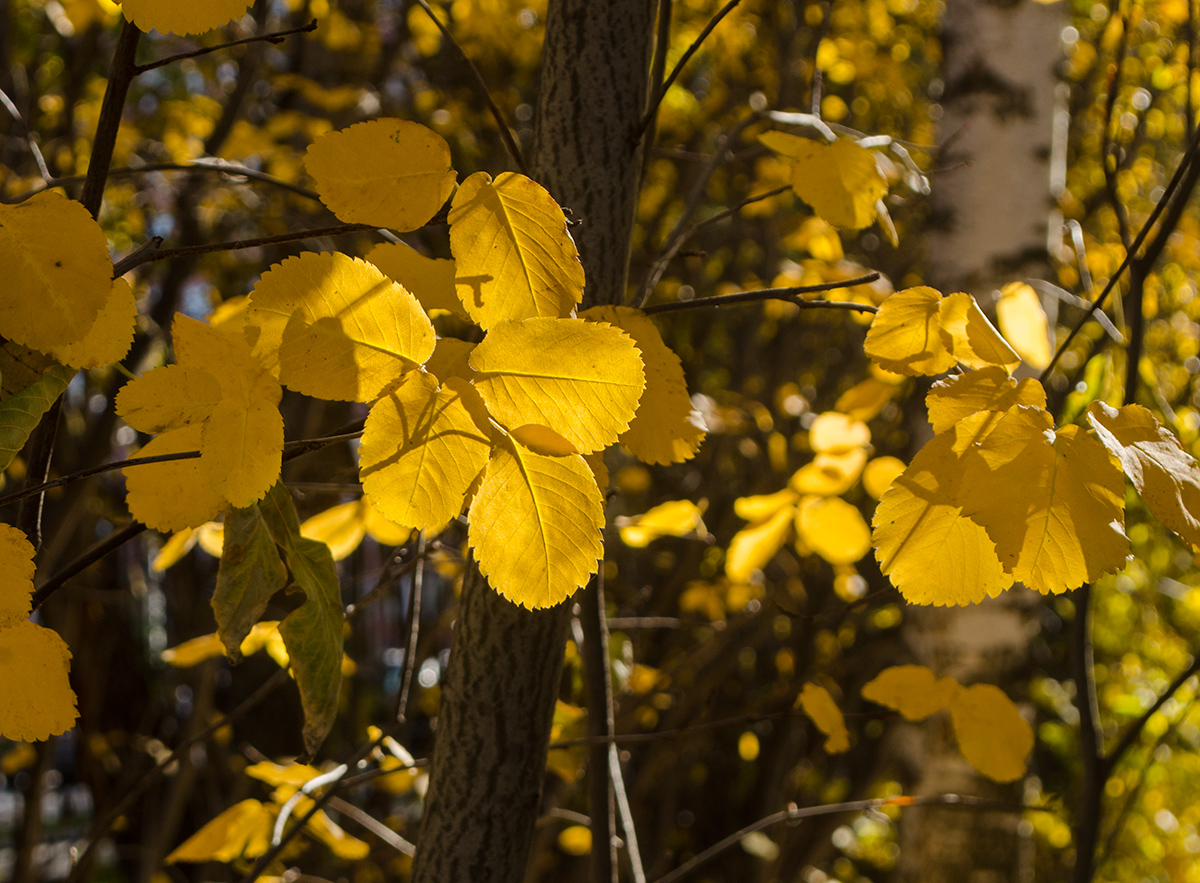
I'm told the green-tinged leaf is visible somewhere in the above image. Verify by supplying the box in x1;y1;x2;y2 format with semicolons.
0;363;72;472
212;502;288;662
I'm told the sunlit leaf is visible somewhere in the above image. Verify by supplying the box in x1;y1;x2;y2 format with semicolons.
861;665;962;720
834;377;895;421
795;683;850;753
949;684;1033;782
469;318;645;454
166;799;273;863
116;365;223;434
245;760;322;788
306;119;456;231
449;171;584;328
809;412;870;452
201;399;284;509
862;456;906;500
300;499;368;562
617;499;707;547
366;241;464;317
558;825;593;856
795;496;870;564
468;437;604;608
790;449;868;496
124;425;224;532
863;287;956;375
726;505;794;582
760;133;887;230
734;488;799;523
0;620;77;741
925;367;1045;435
996;282;1053;369
425;336;477;385
121;0;252;35
937;292;1020;373
0;524;35;628
247;252;436;402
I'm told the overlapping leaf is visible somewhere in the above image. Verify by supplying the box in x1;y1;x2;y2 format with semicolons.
996;282;1053;369
925;367;1045;434
306;120;456;231
861;665;961;721
123;424;226;532
166;799;273;864
366;241;464;317
616;500;707;547
760;133;887;230
726;505;794;582
449;172;585;328
121;0;252;34
937;292;1020;373
47;277;137;369
863;287;956;375
247;252;435;402
795;496;871;565
0;359;73;473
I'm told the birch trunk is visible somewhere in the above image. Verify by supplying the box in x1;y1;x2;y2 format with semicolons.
410;2;653;880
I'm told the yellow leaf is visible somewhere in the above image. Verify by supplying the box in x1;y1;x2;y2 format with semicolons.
725;505;794;582
948;684;1033;782
174;314;279;404
300;499;368;561
925;367;1046;435
468;437;604;608
581;306;706;464
360;373;492;532
124;425;224;531
734;488;799;522
197;522;225;557
860;665;962;720
863;287;956;376
617;499;707;547
245;760;322;788
0;620;78;741
862;456;906;499
1088;402;1200;549
760;134;887;229
201;399;284;508
0;742;37;776
795;496;870;564
937;292;1020;372
362;499;413;546
0;191;111;351
996;282;1053;369
469;318;645;454
121;0;252;35
791;449;868;496
367;241;464;317
207;295;249;333
161;624;283;668
0;524;35;627
558;825;593;856
248;252;436;402
834;377;895;421
872;431;1013;605
810;412;870;452
152;528;199;572
305;119;456;231
302;800;370;860
795;683;849;753
425;337;477;385
48;278;137;369
166;799;274;864
449;171;585;328
116;364;222;434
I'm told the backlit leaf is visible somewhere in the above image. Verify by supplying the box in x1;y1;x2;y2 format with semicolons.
863;287;956;375
809;411;870;452
726;505;794;582
834;377;895;421
161;621;283;668
449;171;585;328
248;252;436;402
795;683;850;753
121;0;252;35
925;367;1046;435
0;363;73;473
860;665;962;720
166;799;273;863
212;502;288;662
1087;402;1200;549
734;488;798;523
201;399;284;509
949;684;1033;782
360;372;492;532
996;282;1053;369
116;365;223;434
558;825;593;856
937;292;1020;373
468;437;604;608
469;318;645;454
0;525;35;628
617;499;707;547
367;241;464;317
760;133;887;230
862;456;906;499
48;278;137;369
124;425;224;531
0;620;77;741
581;306;706;464
305;119;455;231
795;496;871;565
789;449;868;496
300;499;368;562
425;336;477;385
0;191;111;351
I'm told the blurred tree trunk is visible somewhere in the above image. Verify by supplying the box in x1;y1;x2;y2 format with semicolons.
410;2;654;881
897;1;1064;882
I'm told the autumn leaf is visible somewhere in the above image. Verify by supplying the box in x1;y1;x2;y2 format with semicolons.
734;488;799;523
47;277;137;369
367;241;464;317
581;306;706;464
212;502;289;662
0;191;111;352
794;496;871;565
834;376;895;421
862;456;906;499
790;449;868;496
795;683;850;753
0;620;78;741
861;665;962;721
616;499;707;547
166;799;273;863
469;317;645;454
247;251;436;402
121;0;252;35
948;684;1033;783
925;367;1046;434
937;292;1020;373
449;171;585;328
0;362;74;473
759;133;887;230
300;499;370;561
123;424;225;532
996;282;1053;369
863;287;957;375
726;505;794;582
306;119;456;231
0;525;35;628
468;436;604;608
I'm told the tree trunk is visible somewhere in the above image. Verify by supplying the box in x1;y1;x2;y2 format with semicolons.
410;2;654;881
897;2;1063;882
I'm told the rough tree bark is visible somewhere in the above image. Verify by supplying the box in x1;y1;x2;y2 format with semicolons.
896;2;1064;882
410;2;655;881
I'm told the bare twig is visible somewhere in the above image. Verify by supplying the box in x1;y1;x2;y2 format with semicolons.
134;20;318;74
809;1;835;116
395;531;425;723
0;86;51;180
580;576;618;883
327;795;416;856
642;274;881;315
0;451;201;510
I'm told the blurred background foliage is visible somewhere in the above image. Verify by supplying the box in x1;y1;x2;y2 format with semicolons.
2;0;1200;881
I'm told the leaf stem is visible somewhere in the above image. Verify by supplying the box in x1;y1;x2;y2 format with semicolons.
642;274;881;315
133;20;318;74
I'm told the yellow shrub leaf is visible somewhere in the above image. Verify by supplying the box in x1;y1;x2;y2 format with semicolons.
1088;402;1200;549
925;367;1046;434
166;799;274;863
201;399;284;509
760;134;887;229
862;456;906;499
558;825;593;856
860;665;962;720
116;365;223;434
245;760;322;788
366;241;464;317
468;437;604;608
937;292;1020;373
795;683;850;753
734;488;799;523
581;306;706;464
795;496;870;565
863;287;956;375
469;318;645;454
160;621;282;667
425;336;477;385
248;252;436;402
300;499;369;561
0;524;35;628
725;505;794;582
305;119;455;231
0;620;77;741
790;449;868;496
449;171;585;328
360;373;493;532
617;499;707;547
949;683;1033;782
124;425;224;531
152;528;199;572
121;0;252;35
996;282;1053;369
0;191;111;351
834;377;895;421
48;277;137;369
809;412;871;452
362;499;413;546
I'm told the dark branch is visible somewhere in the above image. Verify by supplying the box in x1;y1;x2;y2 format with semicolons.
134;20;318;74
642;274;881;315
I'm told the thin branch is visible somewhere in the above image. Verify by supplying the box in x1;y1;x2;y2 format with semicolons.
637;0;745;139
1072;584;1104;883
581;576;618;883
1103;653;1200;776
642;274;881;315
134;20;318;74
395;531;425;724
327;795;416;856
809;1;835;116
31;523;146;612
675;184;790;238
0;451;201;510
0;86;51;181
412;0;528;175
551;706;844;750
609;742;646;883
